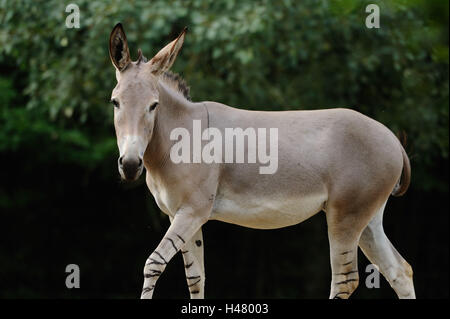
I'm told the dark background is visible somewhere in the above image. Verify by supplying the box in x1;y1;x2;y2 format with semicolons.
0;0;448;298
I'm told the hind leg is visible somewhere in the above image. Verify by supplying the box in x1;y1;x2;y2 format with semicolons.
326;207;371;299
359;202;416;299
327;235;360;299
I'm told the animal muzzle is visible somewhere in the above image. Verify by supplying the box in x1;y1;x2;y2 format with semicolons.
118;155;143;181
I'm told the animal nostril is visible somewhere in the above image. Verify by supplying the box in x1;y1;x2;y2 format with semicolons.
119;156;123;166
138;158;143;166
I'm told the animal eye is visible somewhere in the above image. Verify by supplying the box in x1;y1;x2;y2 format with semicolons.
111;99;119;108
149;101;159;112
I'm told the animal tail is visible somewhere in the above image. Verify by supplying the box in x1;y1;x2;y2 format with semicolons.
391;132;411;197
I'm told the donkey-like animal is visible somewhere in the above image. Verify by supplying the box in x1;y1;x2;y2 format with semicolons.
108;23;415;299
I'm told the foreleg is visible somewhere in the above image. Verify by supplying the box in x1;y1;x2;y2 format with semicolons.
141;210;207;299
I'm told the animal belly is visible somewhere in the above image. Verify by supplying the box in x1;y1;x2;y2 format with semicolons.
210;191;327;229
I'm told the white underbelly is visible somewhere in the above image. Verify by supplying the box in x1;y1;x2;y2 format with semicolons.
210;190;327;229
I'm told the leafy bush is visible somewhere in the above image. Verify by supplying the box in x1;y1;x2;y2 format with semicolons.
1;0;447;190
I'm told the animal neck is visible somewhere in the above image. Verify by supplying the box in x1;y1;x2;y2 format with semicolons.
143;81;203;171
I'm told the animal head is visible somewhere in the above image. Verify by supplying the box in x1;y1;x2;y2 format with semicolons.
109;23;186;181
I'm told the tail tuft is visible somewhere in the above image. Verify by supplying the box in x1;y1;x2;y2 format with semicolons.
391;132;411;197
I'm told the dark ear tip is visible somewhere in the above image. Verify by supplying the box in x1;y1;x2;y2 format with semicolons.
183;26;188;33
113;22;123;30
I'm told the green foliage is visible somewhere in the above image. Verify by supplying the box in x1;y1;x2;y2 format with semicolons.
0;0;447;191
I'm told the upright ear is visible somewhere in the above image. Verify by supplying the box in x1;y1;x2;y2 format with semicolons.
148;27;187;75
109;23;131;71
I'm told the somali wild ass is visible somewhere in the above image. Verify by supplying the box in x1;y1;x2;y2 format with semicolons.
108;23;415;299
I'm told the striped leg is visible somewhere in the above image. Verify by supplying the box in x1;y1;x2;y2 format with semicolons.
181;228;205;299
141;211;206;299
326;208;367;299
328;241;360;299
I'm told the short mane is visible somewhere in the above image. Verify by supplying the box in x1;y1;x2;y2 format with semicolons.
135;51;191;101
161;71;191;101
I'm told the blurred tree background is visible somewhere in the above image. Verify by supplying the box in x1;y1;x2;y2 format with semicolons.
0;0;448;298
